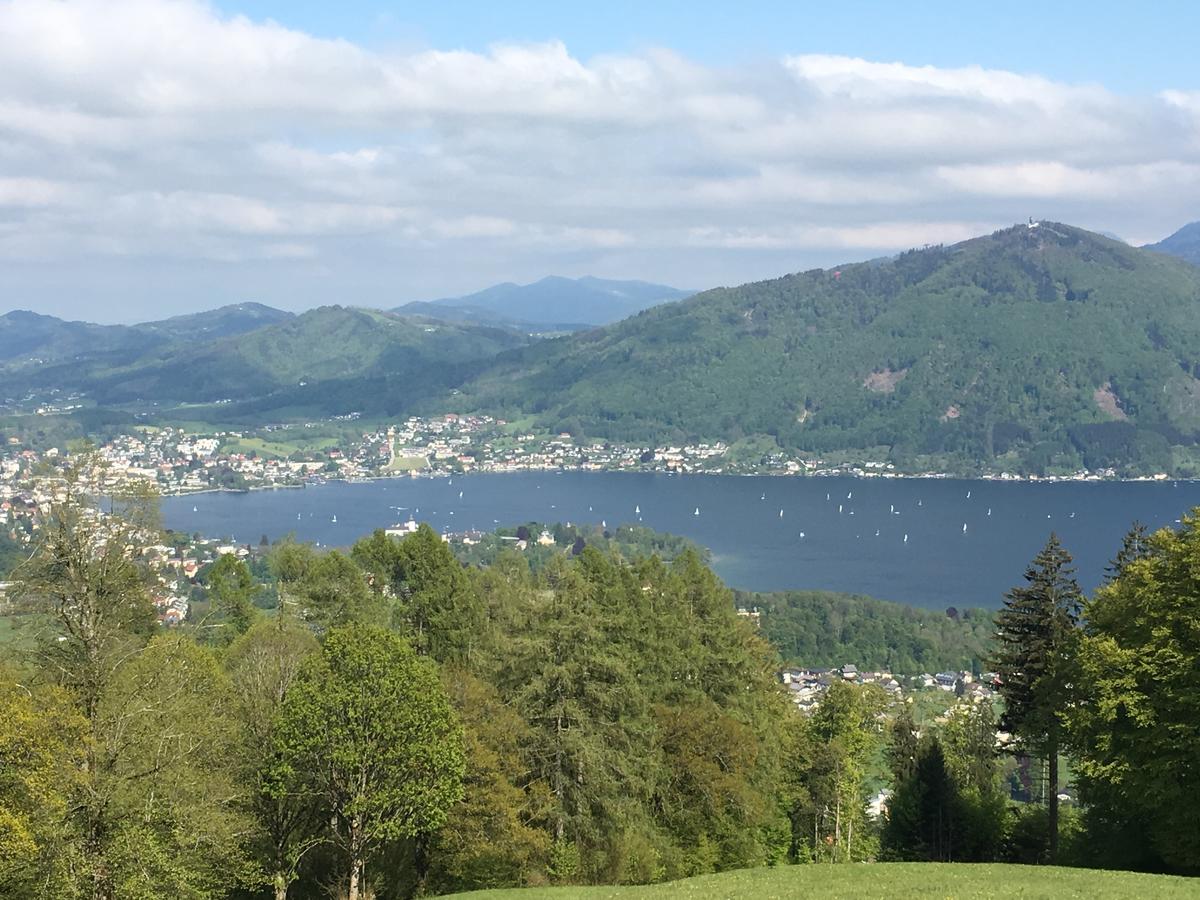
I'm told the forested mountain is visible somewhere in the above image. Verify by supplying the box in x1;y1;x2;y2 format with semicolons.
395;276;693;331
132;301;293;341
12;306;530;421
1145;220;1200;266
0;310;157;368
450;223;1200;475
0;302;292;370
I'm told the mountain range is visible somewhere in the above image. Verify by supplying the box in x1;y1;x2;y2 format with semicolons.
0;303;293;371
393;276;693;331
0;306;529;424
7;225;1200;476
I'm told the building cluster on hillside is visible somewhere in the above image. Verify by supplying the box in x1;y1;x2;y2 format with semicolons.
779;664;998;713
0;439;275;626
377;414;736;475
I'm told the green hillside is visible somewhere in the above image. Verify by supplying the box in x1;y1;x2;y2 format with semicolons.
0;309;158;368
0;303;292;371
452;223;1200;475
444;863;1196;900
748;590;994;675
17;306;530;419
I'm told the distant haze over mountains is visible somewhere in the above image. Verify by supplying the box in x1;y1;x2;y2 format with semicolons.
1144;221;1200;266
393;276;693;331
0;303;293;368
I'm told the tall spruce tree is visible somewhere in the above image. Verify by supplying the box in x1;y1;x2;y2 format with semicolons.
992;533;1081;862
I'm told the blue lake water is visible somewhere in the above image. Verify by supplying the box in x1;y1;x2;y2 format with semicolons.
161;473;1200;610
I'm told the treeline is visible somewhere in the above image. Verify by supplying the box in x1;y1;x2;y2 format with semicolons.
747;590;994;675
1;481;809;898
883;519;1200;875
5;475;1200;897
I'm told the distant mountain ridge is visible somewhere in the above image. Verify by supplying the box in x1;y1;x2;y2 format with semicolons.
6;306;530;423
1144;221;1200;266
394;275;693;331
0;302;293;369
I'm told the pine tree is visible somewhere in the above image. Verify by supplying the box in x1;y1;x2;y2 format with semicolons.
991;533;1081;862
1104;520;1149;581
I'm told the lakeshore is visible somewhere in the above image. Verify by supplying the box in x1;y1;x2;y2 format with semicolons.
162;470;1200;610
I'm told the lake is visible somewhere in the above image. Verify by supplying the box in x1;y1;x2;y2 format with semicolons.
161;473;1200;610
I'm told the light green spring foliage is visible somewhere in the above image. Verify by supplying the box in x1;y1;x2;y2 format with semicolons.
783;679;885;864
1070;511;1200;871
273;625;465;896
206;553;261;638
92;635;257;899
0;673;85;899
224;617;322;898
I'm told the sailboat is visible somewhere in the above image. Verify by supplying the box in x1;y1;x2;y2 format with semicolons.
967;490;971;499
192;505;198;513
779;509;784;518
903;533;909;543
635;504;640;515
760;493;766;501
694;507;700;516
962;523;967;533
459;490;463;499
799;531;806;539
331;515;337;524
987;508;992;516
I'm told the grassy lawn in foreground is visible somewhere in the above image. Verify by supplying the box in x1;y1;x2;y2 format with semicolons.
444;863;1198;900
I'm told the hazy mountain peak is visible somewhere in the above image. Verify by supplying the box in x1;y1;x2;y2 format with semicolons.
1144;221;1200;266
393;274;693;331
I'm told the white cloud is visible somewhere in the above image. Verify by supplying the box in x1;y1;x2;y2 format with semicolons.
1;0;1198;319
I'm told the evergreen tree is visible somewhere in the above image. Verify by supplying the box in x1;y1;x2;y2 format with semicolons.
1104;520;1150;581
498;556;655;882
883;737;958;861
353;525;484;664
991;533;1081;862
886;701;920;784
423;668;549;893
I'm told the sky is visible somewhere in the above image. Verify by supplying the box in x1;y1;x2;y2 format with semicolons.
2;0;1200;323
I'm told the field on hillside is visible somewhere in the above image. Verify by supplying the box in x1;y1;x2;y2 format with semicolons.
446;864;1197;900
